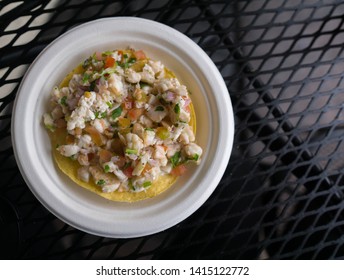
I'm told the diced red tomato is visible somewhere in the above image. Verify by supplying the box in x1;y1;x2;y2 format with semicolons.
123;166;134;178
171;164;187;176
185;105;191;113
134;50;146;60
104;56;115;68
128;108;144;121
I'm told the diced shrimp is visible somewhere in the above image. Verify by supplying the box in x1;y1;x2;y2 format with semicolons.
174;85;188;96
179;108;191;123
140;64;155;84
171;123;186;141
146;105;168;123
69;74;83;91
184;143;203;163
57;145;80;157
92;118;106;133
143;129;156;146
108;73;125;97
102;182;120;193
126;133;144;153
89;165;120;187
144;166;160;181
148;60;164;74
139;115;153;127
125;68;141;83
132;123;144;139
77;167;90;182
154;78;173;92
166;143;181;158
153;145;168;166
160;163;173;174
77;153;89;166
78;134;92;149
103;161;128;182
179;125;195;144
132;149;152;176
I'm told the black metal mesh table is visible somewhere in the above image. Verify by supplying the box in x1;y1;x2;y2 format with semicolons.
2;0;344;259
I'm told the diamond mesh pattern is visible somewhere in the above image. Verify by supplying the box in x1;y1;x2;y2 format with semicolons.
2;0;344;259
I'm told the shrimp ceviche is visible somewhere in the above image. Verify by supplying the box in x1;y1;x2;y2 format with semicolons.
43;49;202;202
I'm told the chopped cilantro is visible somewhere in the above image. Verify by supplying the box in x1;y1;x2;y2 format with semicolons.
89;81;96;91
60;96;67;106
82;73;90;83
95;111;107;119
96;179;106;186
106;101;113;108
125;148;138;155
174;103;180;114
145;128;154;131
123;54;128;59
139;82;150;88
155;106;164;111
104;165;110;173
143;181;152;188
191;154;199;161
170;151;181;168
111;106;122;119
128;58;136;64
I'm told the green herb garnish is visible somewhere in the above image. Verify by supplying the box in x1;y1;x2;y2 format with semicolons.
174;103;180;114
125;148;138;155
111;106;122;119
143;181;152;188
96;179;106;186
155;106;164;111
104;165;110;173
60;96;67;106
170;151;181;167
106;101;113;108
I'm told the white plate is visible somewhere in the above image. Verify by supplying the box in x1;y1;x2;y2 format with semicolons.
12;17;234;238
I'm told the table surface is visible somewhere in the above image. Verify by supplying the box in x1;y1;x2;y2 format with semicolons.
2;0;344;259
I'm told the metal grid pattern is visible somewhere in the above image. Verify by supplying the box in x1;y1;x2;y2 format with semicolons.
1;0;344;259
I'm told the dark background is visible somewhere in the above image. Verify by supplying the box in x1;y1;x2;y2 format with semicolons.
1;0;344;259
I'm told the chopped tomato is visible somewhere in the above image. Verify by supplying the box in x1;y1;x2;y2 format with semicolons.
128;108;144;121
134;50;146;60
171;164;187;176
185;105;191;113
104;56;115;68
123;166;134;178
